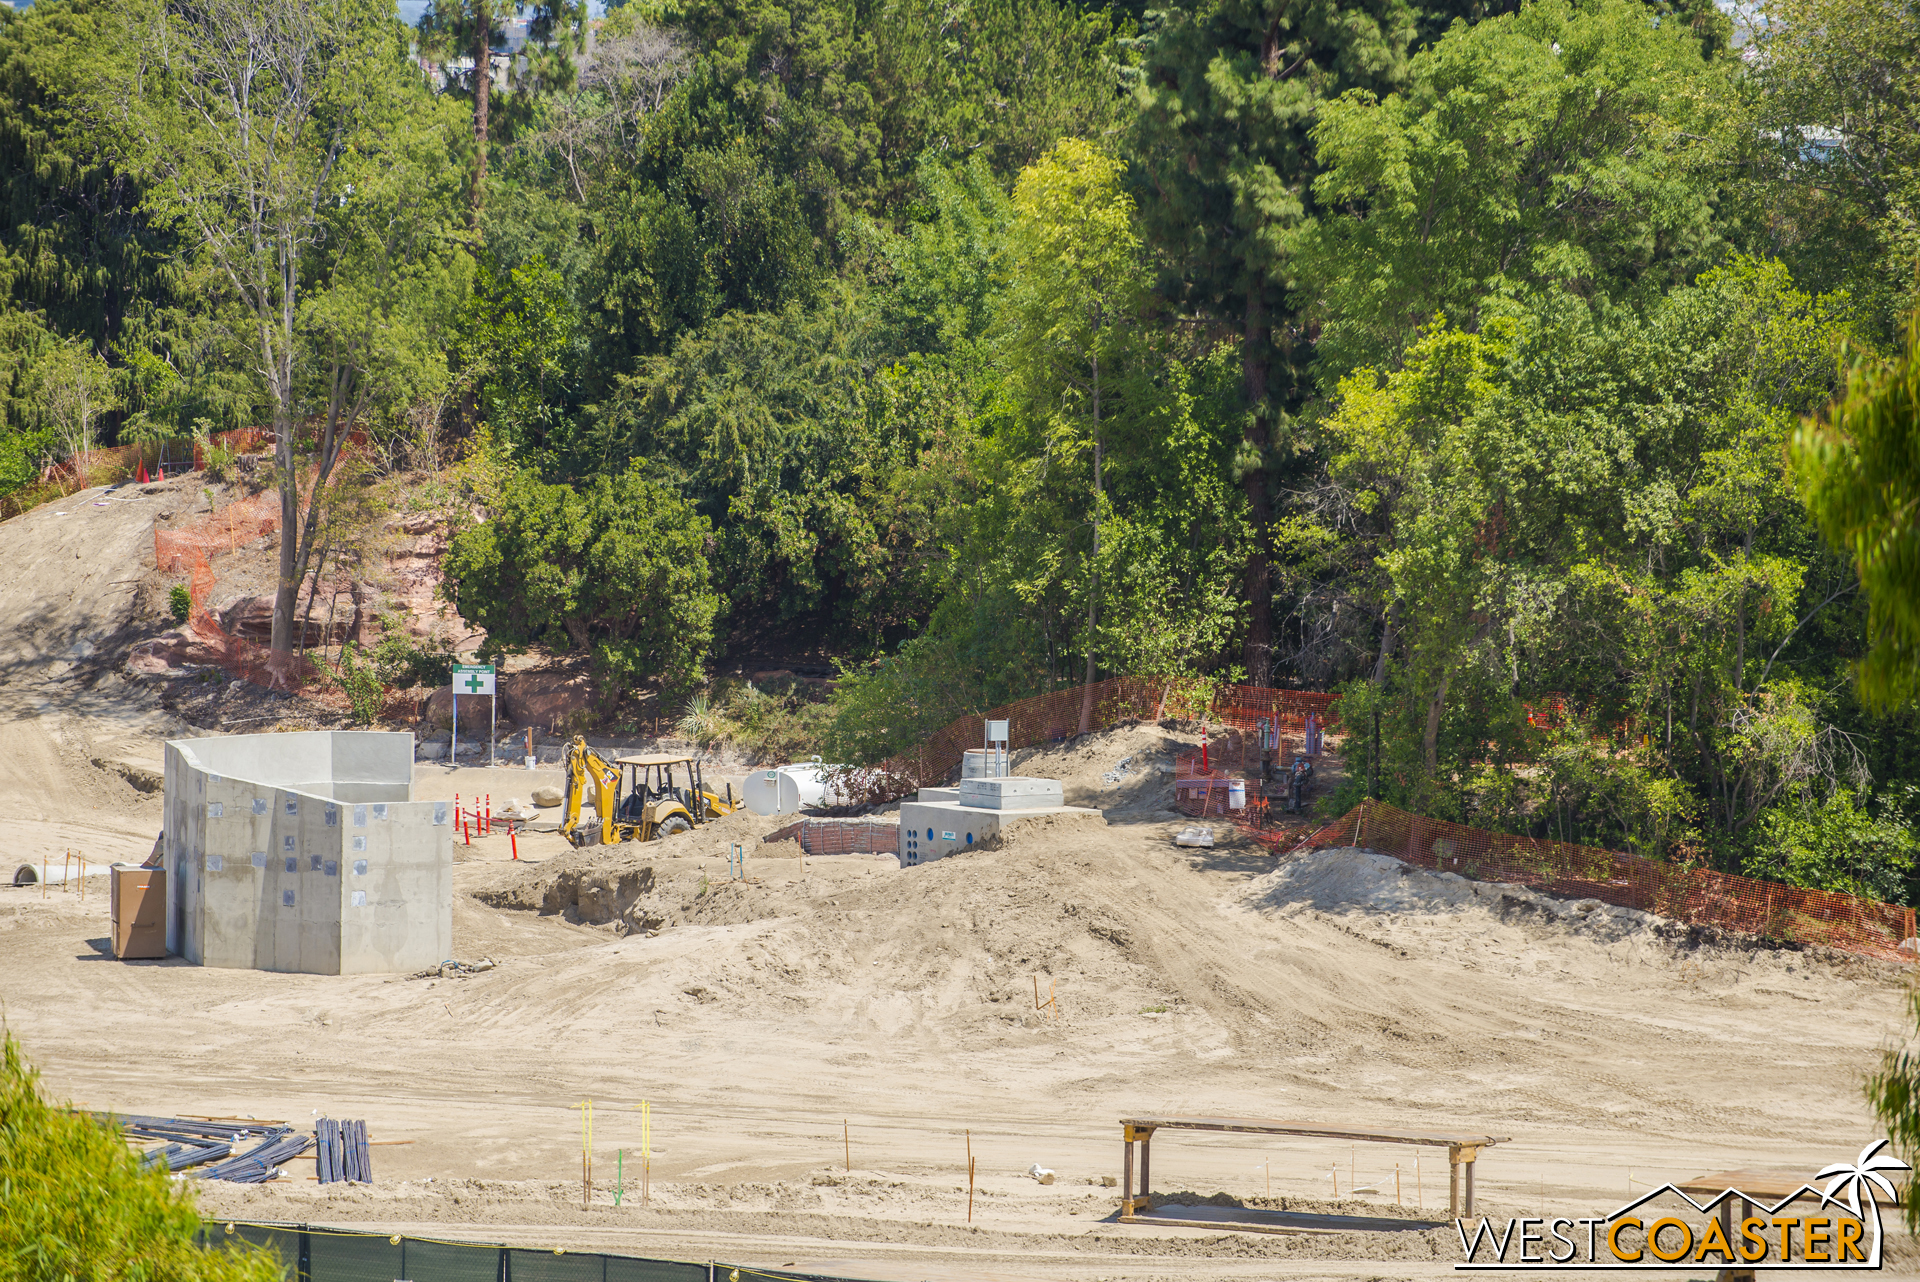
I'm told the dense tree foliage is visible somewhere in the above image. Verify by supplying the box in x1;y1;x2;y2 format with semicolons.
0;0;1917;899
444;455;720;698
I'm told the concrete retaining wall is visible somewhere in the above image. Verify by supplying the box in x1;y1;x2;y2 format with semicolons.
163;732;450;975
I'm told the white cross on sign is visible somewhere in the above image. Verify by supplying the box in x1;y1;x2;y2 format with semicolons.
453;665;495;695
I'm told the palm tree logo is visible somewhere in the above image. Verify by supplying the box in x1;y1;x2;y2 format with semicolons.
1817;1139;1909;1218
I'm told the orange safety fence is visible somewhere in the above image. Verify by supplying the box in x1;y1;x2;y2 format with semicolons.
832;677;1344;807
1289;799;1917;964
148;467;411;715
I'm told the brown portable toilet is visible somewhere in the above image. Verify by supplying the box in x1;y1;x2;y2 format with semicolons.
110;863;167;959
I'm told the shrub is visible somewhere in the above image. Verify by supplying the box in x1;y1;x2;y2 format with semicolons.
168;584;191;623
333;642;385;726
0;1031;281;1282
370;619;456;691
443;460;719;704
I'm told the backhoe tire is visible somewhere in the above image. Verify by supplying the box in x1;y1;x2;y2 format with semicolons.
655;815;692;838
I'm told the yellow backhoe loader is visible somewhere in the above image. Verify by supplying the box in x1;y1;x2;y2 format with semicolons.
561;736;741;847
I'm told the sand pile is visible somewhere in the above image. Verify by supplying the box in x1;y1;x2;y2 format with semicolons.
465;809;1191;1036
1245;847;1669;940
1009;723;1198;811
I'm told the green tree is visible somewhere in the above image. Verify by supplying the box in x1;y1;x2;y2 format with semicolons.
0;1031;281;1282
0;0;173;353
1796;315;1920;711
1745;786;1920;902
455;255;577;457
1754;0;1920;333
417;0;586;219
586;300;958;646
1132;0;1417;686
29;333;114;464
1310;260;1867;853
105;0;469;668
1001;139;1144;732
1302;0;1739;378
444;460;720;701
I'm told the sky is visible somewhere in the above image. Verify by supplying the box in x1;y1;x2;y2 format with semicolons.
396;0;611;25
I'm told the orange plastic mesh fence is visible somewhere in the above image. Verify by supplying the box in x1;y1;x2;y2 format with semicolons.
152;486;338;697
834;679;1343;809
834;677;1169;805
1292;799;1918;963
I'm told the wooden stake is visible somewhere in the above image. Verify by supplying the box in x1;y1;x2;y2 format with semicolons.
570;1100;593;1207
844;1119;850;1172
967;1130;975;1223
1395;1163;1401;1205
1416;1153;1422;1210
1332;1165;1338;1199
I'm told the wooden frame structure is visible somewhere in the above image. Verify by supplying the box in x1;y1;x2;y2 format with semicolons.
1118;1115;1509;1226
1676;1168;1891;1250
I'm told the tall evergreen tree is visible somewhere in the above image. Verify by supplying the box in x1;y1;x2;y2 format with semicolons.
418;0;585;220
1131;0;1416;685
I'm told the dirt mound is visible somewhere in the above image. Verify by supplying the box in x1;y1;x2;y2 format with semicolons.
1008;722;1198;811
1246;846;1672;936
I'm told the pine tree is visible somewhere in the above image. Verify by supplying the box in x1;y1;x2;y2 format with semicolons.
418;0;585;221
1132;0;1416;685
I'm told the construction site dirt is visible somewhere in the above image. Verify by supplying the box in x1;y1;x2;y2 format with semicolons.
1;481;1915;1280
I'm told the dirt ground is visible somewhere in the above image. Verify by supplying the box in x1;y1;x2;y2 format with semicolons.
0;483;1916;1281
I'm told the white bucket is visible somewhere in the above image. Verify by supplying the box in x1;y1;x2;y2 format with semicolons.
1227;781;1247;810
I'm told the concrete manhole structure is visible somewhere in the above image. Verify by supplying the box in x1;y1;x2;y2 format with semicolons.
163;731;451;974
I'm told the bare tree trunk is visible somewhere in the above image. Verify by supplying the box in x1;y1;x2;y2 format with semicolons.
1078;361;1102;736
1243;291;1273;688
471;4;492;224
1372;601;1398;685
1423;667;1451;776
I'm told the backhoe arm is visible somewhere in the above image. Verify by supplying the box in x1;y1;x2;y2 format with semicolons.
562;736;620;846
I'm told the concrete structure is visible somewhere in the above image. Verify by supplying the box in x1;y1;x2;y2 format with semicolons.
162;732;452;974
897;777;1098;866
957;776;1064;810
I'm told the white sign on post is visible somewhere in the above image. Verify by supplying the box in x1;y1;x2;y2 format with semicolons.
451;664;498;767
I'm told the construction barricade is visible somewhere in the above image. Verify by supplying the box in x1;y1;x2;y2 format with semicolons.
198;1219;871;1281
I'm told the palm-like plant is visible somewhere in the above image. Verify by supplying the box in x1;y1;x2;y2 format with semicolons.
1817;1138;1909;1217
675;692;729;749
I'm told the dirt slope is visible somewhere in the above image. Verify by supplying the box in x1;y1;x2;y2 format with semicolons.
0;481;197;873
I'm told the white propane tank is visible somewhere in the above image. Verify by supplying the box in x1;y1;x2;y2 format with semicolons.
742;759;848;815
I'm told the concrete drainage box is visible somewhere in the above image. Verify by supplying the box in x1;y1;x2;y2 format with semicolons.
162;731;451;975
898;780;1097;866
956;776;1064;810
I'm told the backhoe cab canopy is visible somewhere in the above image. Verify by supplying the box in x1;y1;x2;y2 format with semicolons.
611;754;702;822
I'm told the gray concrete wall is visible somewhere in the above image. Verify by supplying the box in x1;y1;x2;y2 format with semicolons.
339;798;451;973
329;733;415;804
162;731;447;975
899;794;1103;865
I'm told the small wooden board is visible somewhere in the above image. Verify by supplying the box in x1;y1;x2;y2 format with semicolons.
1677;1169;1902;1207
1117;1116;1509;1147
